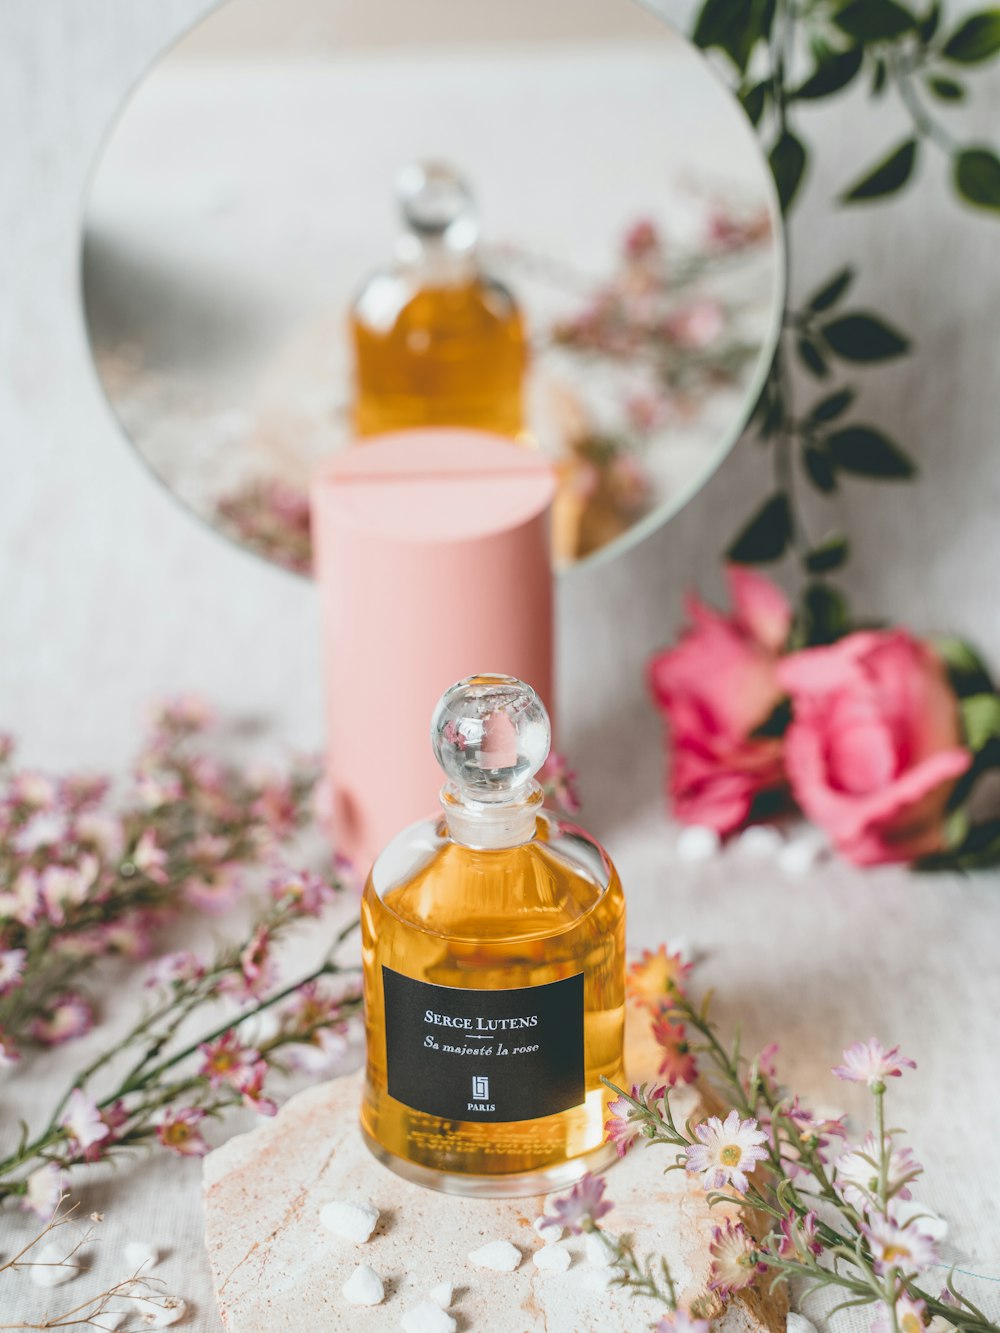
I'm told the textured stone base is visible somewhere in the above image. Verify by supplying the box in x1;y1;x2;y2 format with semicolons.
204;1007;788;1332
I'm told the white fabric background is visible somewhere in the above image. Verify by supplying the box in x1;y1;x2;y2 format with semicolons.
2;2;1000;1330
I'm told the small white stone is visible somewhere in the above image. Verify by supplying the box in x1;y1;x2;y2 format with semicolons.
342;1263;384;1306
735;824;784;858
30;1242;77;1287
532;1214;561;1240
585;1231;618;1268
533;1243;571;1272
787;1314;819;1333
123;1241;159;1271
777;834;824;876
400;1300;457;1333
128;1294;187;1327
584;1264;624;1292
319;1199;380;1243
468;1239;522;1271
428;1282;454;1309
676;825;721;862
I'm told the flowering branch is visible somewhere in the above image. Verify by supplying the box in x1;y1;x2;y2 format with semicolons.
0;697;318;1064
541;947;1000;1333
0;870;361;1216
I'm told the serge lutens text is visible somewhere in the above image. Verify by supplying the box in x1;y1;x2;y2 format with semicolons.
424;1011;539;1031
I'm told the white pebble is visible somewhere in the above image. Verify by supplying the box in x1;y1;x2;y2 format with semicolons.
30;1242;77;1287
128;1294;187;1327
319;1199;380;1243
533;1243;571;1272
584;1264;624;1292
468;1239;522;1272
676;825;721;862
585;1231;618;1268
343;1263;384;1306
123;1241;159;1271
787;1314;819;1333
735;824;784;858
777;834;824;876
533;1214;561;1240
428;1282;454;1309
400;1300;457;1333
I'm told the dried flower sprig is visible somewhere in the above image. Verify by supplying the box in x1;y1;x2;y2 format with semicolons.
0;697;318;1063
0;870;361;1214
581;952;1000;1333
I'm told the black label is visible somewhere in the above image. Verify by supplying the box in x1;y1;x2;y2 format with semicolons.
382;966;585;1123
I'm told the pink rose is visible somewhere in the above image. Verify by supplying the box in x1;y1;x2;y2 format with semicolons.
649;567;792;833
778;631;972;865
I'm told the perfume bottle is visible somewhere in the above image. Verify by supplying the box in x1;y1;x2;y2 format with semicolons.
350;162;527;439
360;675;626;1197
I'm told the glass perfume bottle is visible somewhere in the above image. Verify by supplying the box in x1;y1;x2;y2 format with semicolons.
360;675;626;1197
350;162;527;440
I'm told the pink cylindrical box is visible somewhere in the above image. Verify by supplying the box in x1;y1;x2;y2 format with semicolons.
311;429;556;873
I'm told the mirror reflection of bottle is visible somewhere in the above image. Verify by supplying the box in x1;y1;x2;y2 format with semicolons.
350;162;527;440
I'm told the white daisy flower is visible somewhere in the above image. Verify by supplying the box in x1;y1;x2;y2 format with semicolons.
685;1110;769;1193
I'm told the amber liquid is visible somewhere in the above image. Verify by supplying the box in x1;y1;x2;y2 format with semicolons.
351;274;527;439
360;820;626;1194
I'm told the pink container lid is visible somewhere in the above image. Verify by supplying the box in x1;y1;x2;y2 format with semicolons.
312;429;556;874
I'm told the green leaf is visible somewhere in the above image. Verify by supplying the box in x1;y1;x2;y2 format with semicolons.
802;581;850;645
942;10;1000;63
803;443;839;493
807;265;855;312
797;336;829;377
805;532;850;572
769;130;808;212
809;387;855;422
741;81;768;125
919;2;942;42
693;0;776;72
954;147;1000;211
834;0;916;41
933;635;996;696
961;693;1000;748
826;425;917;477
821;312;911;360
927;76;965;101
871;57;889;94
727;493;792;563
842;139;918;202
795;46;864;99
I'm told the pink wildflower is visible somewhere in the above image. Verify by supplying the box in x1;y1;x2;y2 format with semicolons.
132;829;168;884
627;945;693;1009
871;1294;927;1333
41;858;98;924
685;1110;768;1194
236;926;276;999
22;1164;68;1221
708;1218;759;1294
862;1214;939;1275
284;1025;351;1077
836;1133;922;1212
0;948;26;995
604;1085;645;1158
654;1313;710;1333
777;1209;823;1259
663;299;726;350
155;1106;209;1158
623;218;661;260
183;866;242;915
146;950;205;988
651;1018;698;1086
539;752;582;815
233;1060;277;1116
60;1089;110;1155
31;993;93;1045
198;1031;260;1088
10;772;57;809
833;1040;916;1088
270;869;335;917
539;1172;613;1235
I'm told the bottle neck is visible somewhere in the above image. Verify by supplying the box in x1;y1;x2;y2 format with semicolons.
441;781;543;850
396;230;478;287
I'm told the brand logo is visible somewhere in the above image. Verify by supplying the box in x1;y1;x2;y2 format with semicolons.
471;1075;490;1101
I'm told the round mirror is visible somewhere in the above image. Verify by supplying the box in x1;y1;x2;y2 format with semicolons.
82;0;784;576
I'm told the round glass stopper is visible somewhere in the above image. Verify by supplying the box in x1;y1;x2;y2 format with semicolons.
396;160;478;247
431;674;550;803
